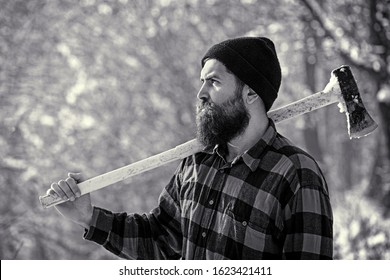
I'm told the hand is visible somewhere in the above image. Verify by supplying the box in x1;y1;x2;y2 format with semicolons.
48;172;93;228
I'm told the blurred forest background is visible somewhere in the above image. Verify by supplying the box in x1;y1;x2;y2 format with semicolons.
1;0;389;260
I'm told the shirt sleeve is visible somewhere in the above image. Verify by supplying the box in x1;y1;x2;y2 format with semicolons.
83;163;184;260
282;185;333;259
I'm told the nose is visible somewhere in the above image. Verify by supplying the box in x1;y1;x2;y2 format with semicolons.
197;82;209;101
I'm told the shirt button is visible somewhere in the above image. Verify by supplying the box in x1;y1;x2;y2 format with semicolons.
202;232;206;238
242;221;247;227
209;200;214;205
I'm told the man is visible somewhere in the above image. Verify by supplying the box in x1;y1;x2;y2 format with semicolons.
48;37;333;259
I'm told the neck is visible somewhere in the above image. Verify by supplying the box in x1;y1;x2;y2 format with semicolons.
226;116;269;162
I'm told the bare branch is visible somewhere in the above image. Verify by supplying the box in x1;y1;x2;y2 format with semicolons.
299;0;377;76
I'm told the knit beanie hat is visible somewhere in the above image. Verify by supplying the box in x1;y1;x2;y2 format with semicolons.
201;37;281;111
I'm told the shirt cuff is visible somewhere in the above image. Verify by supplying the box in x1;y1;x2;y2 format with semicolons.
83;206;114;245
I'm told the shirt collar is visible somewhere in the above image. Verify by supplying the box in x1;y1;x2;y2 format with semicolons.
241;119;278;171
203;119;278;172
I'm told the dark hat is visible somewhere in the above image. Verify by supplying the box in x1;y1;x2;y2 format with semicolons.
201;37;281;111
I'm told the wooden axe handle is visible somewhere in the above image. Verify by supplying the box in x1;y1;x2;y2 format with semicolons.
39;75;341;208
39;139;203;208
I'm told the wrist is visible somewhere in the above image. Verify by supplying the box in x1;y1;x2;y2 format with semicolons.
78;205;94;229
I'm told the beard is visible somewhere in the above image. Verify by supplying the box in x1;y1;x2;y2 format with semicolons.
196;92;250;150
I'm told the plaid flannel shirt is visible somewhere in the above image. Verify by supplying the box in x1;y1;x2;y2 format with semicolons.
84;120;333;259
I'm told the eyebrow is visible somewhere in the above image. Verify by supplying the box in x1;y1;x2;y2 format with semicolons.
200;72;222;81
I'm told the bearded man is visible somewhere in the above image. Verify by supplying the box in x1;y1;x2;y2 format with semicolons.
48;37;333;259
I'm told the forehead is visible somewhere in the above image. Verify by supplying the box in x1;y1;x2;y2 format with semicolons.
200;59;232;79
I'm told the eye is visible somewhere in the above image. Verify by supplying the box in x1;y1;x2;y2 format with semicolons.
200;77;219;86
210;78;218;85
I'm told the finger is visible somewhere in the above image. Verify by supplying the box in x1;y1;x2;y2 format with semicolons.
50;182;67;200
46;187;59;198
68;172;84;183
58;180;76;201
65;177;81;197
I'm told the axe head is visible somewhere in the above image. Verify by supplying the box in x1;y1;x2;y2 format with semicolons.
332;65;378;139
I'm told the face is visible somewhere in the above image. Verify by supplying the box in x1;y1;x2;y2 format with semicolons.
197;59;239;105
196;59;250;149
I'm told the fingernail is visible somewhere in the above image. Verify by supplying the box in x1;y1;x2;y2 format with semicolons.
76;192;81;197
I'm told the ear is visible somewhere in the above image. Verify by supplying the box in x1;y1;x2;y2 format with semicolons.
244;87;259;105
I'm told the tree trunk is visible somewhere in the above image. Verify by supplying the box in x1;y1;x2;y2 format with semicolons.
367;0;390;212
368;92;390;213
301;19;324;164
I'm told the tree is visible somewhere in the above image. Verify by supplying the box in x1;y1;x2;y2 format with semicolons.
1;0;388;259
299;0;390;209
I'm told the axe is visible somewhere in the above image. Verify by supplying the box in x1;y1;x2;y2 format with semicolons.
39;65;377;208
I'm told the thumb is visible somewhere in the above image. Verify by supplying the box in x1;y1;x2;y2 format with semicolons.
68;172;84;183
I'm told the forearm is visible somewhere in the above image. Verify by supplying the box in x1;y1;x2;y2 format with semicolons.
84;207;157;259
84;206;181;259
84;163;184;259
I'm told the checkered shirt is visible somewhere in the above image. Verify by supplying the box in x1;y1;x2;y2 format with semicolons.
84;120;333;259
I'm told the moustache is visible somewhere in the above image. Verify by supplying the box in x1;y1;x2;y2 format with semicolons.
196;100;215;114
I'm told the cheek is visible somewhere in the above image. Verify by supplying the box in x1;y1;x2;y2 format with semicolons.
209;91;234;105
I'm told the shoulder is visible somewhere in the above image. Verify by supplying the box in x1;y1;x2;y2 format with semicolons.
272;133;320;171
270;133;328;193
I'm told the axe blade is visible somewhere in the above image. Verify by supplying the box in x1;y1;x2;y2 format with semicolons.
332;65;378;139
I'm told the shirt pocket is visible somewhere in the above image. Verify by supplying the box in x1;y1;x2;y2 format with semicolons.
225;207;278;254
226;208;270;235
